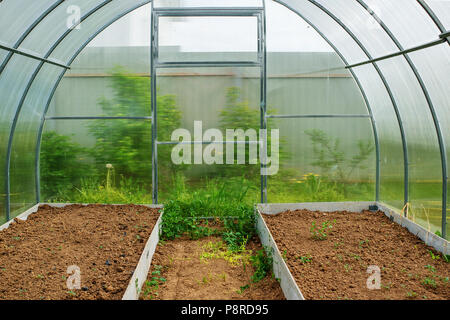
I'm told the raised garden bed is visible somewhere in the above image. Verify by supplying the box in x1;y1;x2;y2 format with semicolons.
258;203;449;300
0;204;161;300
139;235;285;300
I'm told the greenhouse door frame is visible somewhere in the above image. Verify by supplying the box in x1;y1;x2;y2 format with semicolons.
150;3;268;204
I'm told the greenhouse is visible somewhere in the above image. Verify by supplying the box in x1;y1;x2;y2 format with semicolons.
0;0;449;301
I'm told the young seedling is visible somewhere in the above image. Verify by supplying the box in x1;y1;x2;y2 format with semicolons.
310;219;336;241
236;284;250;294
296;255;312;264
421;277;437;288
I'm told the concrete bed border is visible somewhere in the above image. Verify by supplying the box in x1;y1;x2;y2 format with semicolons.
0;203;164;300
255;208;305;300
256;201;449;300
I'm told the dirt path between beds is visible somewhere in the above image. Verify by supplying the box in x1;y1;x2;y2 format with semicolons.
0;204;160;300
140;235;285;300
263;209;449;300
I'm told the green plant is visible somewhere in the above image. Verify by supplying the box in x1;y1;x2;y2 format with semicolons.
310;219;336;240
250;248;273;283
88;67;183;184
297;255;312;264
142;265;166;299
421;277;437;288
237;284;250;294
40;131;92;200
425;264;436;273
305;129;374;192
218;87;288;178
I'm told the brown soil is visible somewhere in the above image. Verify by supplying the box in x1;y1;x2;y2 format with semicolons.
140;235;285;300
263;209;449;300
0;204;160;300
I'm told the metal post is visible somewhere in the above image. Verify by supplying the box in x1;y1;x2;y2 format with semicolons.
262;1;268;203
151;2;158;204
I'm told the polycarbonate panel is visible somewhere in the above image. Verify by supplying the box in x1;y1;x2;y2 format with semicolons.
0;55;41;220
276;0;404;207
365;0;443;48
0;0;56;47
425;0;450;30
0;48;8;223
157;144;261;203
156;67;260;141
10;64;63;217
154;0;263;8
50;0;149;63
267;59;368;116
277;0;368;65
156;66;261;202
158;16;258;62
41;119;152;203
268;118;375;203
351;64;405;209
374;56;443;235
48;47;151;118
18;0;105;57
316;0;399;58
409;43;450;238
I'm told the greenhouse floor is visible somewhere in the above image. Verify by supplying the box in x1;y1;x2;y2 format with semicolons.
0;201;448;300
140;235;285;300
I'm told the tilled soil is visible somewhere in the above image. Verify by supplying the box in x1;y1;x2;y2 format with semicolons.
0;204;160;300
140;235;285;300
263;209;449;300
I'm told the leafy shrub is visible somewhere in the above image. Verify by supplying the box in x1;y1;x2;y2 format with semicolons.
87;67;183;184
40;131;92;200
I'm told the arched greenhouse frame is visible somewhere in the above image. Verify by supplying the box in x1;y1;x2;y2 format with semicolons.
0;0;448;301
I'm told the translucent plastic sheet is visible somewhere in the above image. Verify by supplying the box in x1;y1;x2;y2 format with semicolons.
155;66;261;201
18;0;106;57
267;118;376;203
424;0;450;30
154;0;263;8
50;0;150;63
10;64;62;218
375;56;443;235
40;119;152;203
0;0;56;48
157;16;259;63
0;54;41;219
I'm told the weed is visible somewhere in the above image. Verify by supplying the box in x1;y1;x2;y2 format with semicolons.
296;255;312;264
310;219;336;240
406;291;417;298
344;264;352;272
250;248;273;283
429;250;441;261
142;265;166;299
421;277;437;288
237;284;250;294
425;264;436;273
282;250;287;261
358;239;369;249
